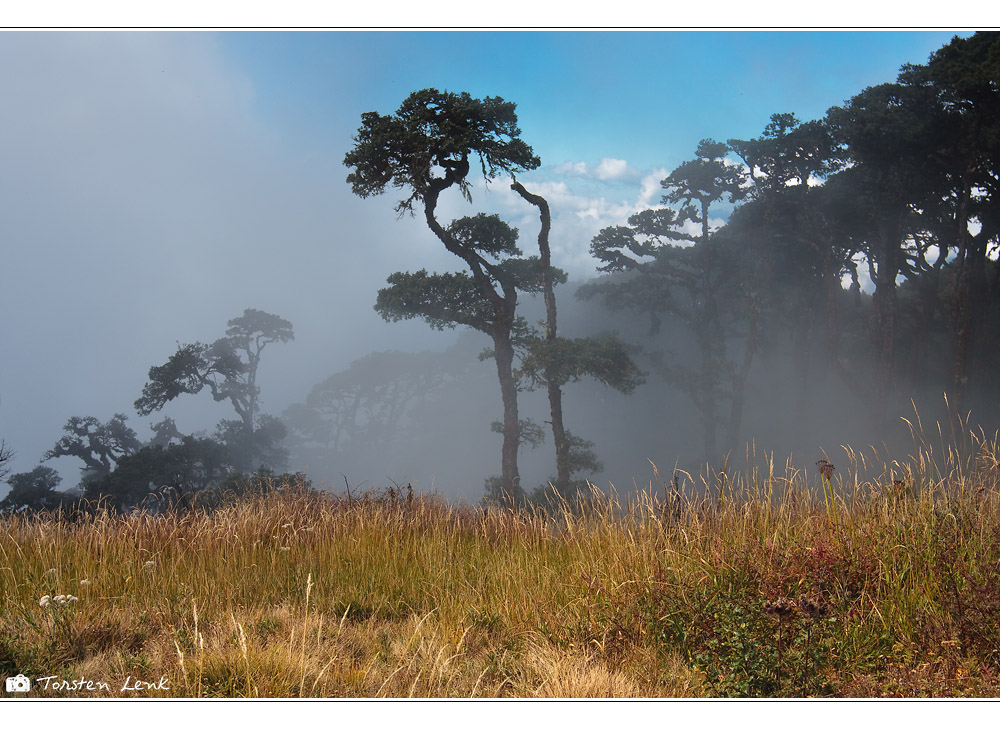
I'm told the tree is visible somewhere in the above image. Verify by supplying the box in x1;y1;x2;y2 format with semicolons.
824;82;944;425
149;417;184;448
83;437;233;512
658;141;749;453
0;466;68;513
728;114;861;427
896;32;1000;411
283;349;457;469
511;180;643;493
214;414;289;474
584;140;749;460
0;439;12;482
345;89;541;500
515;332;644;490
135;308;293;471
221;309;295;431
344;88;539;217
373;214;552;500
42;413;141;483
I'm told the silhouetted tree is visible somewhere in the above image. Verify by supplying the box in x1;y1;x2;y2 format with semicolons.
84;437;233;512
345;89;540;500
135;308;293;471
373;215;553;501
584;140;748;460
214;413;289;474
896;31;1000;411
729;113;857;427
511;180;644;493
283;349;457;469
825;82;943;425
0;439;12;482
149;417;184;448
43;413;141;484
1;466;68;513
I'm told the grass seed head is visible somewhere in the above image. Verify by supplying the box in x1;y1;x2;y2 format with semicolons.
816;460;835;479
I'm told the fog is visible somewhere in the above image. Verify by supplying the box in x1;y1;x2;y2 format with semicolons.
2;30;990;506
0;33;460;491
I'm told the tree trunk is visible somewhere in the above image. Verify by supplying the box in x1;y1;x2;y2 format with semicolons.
725;294;760;452
826;256;879;407
424;185;523;498
868;219;901;429
949;177;985;414
511;181;571;490
548;379;569;489
493;327;521;499
698;199;722;462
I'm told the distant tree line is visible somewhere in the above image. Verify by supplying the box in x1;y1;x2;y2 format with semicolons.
580;31;1000;460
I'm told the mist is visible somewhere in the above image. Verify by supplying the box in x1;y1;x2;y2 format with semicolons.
2;29;992;509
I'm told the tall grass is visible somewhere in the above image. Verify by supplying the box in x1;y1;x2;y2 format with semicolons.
2;418;999;697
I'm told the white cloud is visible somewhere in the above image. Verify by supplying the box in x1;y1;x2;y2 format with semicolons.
554;161;590;177
637;169;669;208
439;163;677;280
594;158;629;181
553;157;641;183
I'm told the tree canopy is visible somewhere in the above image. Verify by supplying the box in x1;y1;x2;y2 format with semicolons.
344;89;540;214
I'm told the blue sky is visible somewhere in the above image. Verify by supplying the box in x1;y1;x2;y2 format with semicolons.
221;31;965;170
215;29;969;278
216;30;969;274
0;30;974;493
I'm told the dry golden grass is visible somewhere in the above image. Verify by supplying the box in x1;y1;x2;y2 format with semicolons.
2;422;1000;698
1;488;696;697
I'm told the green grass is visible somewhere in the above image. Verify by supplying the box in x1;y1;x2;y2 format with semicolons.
2;426;1000;697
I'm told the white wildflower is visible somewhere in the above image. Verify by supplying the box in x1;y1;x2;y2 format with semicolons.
39;595;51;608
279;546;291;552
80;579;91;587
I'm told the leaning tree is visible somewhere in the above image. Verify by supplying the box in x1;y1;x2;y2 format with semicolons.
344;89;542;500
510;181;643;496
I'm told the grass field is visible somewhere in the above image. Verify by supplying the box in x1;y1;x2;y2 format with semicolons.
2;422;1000;698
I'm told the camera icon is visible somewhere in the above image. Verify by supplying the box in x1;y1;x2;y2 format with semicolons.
5;674;31;692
